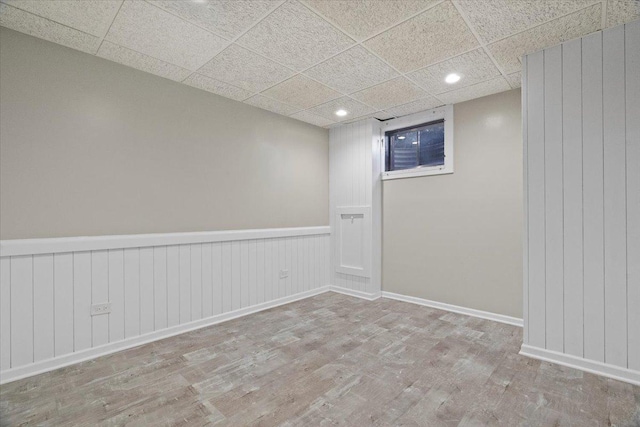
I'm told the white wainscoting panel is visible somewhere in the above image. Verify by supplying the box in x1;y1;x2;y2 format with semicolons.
0;226;330;383
329;119;382;298
522;21;640;385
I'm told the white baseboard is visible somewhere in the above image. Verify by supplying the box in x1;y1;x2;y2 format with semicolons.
520;344;640;386
329;285;381;301
381;291;523;327
0;286;330;385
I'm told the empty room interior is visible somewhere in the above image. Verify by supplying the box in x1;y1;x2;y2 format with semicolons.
0;0;639;425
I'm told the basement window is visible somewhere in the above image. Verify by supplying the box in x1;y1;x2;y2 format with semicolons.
382;105;454;180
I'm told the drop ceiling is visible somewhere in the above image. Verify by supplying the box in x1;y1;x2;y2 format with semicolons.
1;0;638;128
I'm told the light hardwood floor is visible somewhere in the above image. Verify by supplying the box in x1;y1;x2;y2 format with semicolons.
1;292;639;426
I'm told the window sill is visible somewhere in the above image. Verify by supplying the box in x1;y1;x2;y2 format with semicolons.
382;167;453;181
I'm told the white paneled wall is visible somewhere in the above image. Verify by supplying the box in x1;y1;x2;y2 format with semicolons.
0;227;330;383
329;119;382;298
521;21;639;385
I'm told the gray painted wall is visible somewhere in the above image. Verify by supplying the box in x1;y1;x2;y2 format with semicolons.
383;89;523;318
0;28;329;240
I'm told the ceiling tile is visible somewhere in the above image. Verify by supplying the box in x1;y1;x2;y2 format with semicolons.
456;0;593;44
364;1;478;73
290;110;335;127
407;48;501;95
261;74;341;109
302;0;439;41
506;71;522;89
606;0;640;27
436;76;510;104
384;96;443;118
105;0;228;71
0;3;101;53
148;0;281;40
304;45;398;94
244;94;302;116
305;96;376;122
350;77;428;110
488;4;601;74
1;0;122;37
236;0;355;72
97;41;192;82
198;44;294;93
184;73;253;101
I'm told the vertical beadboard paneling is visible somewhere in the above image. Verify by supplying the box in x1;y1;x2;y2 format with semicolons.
543;45;564;352
73;252;92;352
124;248;140;338
562;38;584;358
526;50;546;349
582;31;605;362
33;254;54;362
54;253;74;355
524;24;638;377
231;241;241;310
201;243;212;318
10;256;33;367
166;246;180;327
212;242;223;315
179;245;191;323
108;250;125;343
91;251;109;347
139;247;154;334
0;229;329;379
602;25;628;368
626;20;640;371
190;244;202;321
522;55;529;344
0;258;10;370
240;241;249;307
153;246;168;330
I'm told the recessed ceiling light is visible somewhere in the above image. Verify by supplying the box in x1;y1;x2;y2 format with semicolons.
398;136;405;140
192;0;207;3
445;73;461;84
412;141;418;145
335;109;348;117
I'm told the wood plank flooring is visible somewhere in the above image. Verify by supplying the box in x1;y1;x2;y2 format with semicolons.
1;292;639;426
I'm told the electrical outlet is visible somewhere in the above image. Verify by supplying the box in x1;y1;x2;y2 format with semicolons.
279;269;289;279
91;302;111;316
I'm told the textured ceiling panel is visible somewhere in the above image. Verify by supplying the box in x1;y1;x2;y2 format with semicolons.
105;0;228;71
1;0;122;37
0;3;101;53
236;0;354;71
350;77;429;110
183;73;254;101
97;41;192;82
302;0;439;41
244;94;302;116
290;110;335;127
305;96;376;122
436;76;510;104
198;44;294;93
261;74;341;109
407;48;501;95
456;0;593;43
384;96;444;118
506;71;522;89
149;0;281;40
304;45;398;94
606;0;640;27
364;1;478;73
489;4;602;74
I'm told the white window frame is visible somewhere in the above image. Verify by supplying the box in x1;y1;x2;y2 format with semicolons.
381;105;454;180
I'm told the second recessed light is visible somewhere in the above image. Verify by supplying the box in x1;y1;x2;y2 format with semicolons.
445;73;461;84
335;109;348;117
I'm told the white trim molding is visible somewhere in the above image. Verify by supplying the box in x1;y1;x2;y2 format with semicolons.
381;291;523;327
0;226;330;257
520;344;640;386
0;286;330;384
329;285;381;301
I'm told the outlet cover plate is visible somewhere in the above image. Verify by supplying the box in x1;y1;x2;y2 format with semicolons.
279;269;289;279
91;302;111;316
